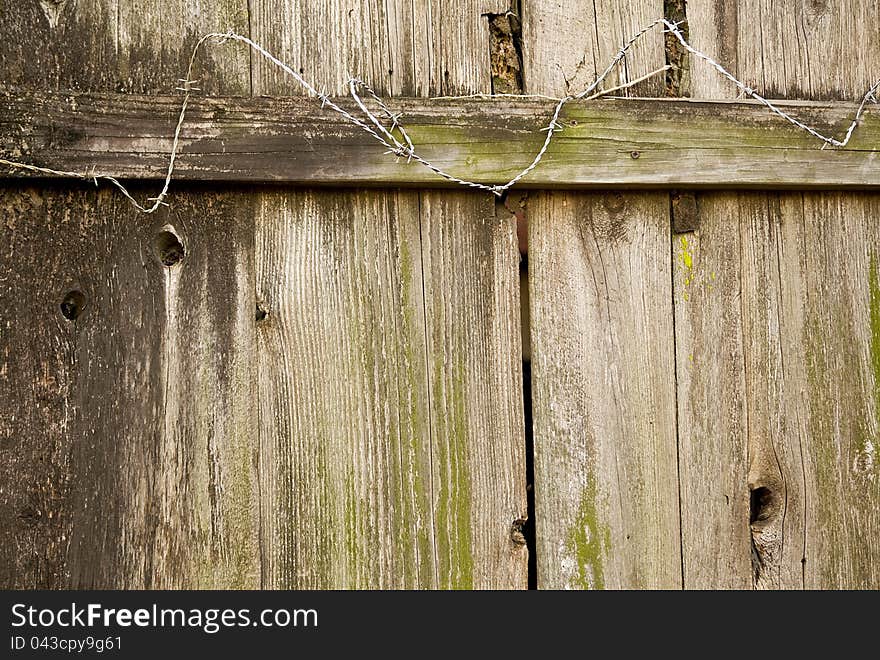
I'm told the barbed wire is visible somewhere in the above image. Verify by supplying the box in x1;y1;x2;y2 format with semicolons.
0;18;878;212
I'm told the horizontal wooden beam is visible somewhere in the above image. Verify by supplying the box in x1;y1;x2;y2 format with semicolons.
2;88;879;189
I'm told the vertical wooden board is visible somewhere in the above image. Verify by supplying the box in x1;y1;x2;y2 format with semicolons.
673;193;811;588
671;199;751;588
420;192;527;590
685;0;880;587
0;2;260;588
529;192;680;589
738;193;809;590
66;188;260;589
688;0;880;101
780;193;880;588
0;185;259;589
684;1;741;100
0;186;101;589
134;190;259;589
676;1;756;588
740;0;877;101
0;0;249;93
255;189;437;589
523;0;681;589
521;0;665;97
418;0;527;588
250;0;503;97
250;1;526;588
0;0;116;91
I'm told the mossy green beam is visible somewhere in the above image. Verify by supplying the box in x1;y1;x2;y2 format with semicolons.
3;90;880;188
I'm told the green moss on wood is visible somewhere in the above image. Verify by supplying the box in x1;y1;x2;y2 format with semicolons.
678;235;694;301
450;358;473;589
434;353;473;589
567;473;610;590
343;469;361;587
868;254;880;470
396;238;434;586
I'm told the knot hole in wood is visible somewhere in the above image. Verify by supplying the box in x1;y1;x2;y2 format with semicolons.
59;290;85;321
154;226;185;267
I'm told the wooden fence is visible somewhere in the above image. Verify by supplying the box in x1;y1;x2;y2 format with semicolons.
1;0;878;589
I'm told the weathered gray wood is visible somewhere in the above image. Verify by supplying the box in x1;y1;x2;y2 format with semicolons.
0;1;260;588
0;184;260;589
419;191;526;588
787;192;880;588
524;0;682;589
521;0;666;97
671;196;757;589
681;0;880;588
0;0;249;95
7;90;880;188
688;0;880;102
528;191;682;589
251;0;507;98
255;189;437;588
251;0;527;588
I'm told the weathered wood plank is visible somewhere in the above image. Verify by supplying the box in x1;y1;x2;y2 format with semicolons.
0;184;260;589
521;0;666;97
525;0;682;589
688;0;880;103
672;195;757;589
0;0;249;95
0;185;95;589
419;191;527;589
790;192;880;588
0;1;260;588
250;0;506;98
529;191;682;589
5;90;880;188
251;1;527;588
681;0;880;589
255;189;437;588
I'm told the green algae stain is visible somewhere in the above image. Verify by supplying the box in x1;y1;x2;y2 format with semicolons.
870;256;880;419
343;470;362;587
868;255;880;470
679;236;694;271
396;239;434;586
678;236;695;301
449;361;473;589
567;475;610;590
435;355;473;590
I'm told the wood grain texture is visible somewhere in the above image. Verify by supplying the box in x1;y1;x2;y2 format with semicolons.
419;192;526;589
521;0;665;97
528;191;681;589
255;189;436;588
251;1;526;588
0;185;260;588
6;90;880;189
682;0;880;588
0;0;249;94
687;0;880;102
250;0;505;98
672;196;759;589
0;1;260;588
524;0;681;589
